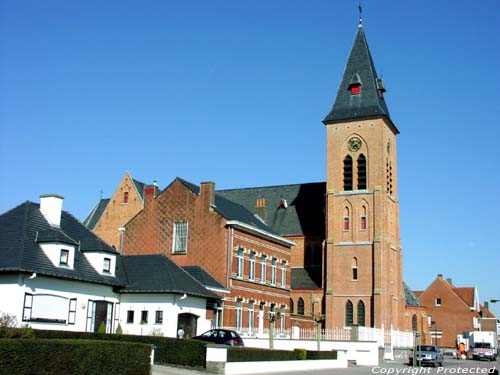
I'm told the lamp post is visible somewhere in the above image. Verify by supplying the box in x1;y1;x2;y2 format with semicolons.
431;321;438;347
267;311;281;350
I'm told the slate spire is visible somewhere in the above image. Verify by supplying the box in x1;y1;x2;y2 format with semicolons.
323;24;399;133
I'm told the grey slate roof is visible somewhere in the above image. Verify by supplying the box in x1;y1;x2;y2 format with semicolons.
323;25;399;134
182;266;226;291
0;201;125;286
177;178;280;235
132;178;146;201
83;198;110;230
217;182;325;237
291;267;322;289
404;282;423;306
121;255;220;299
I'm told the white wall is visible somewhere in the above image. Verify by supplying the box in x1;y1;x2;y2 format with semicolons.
243;338;379;366
0;273;119;332
119;293;211;337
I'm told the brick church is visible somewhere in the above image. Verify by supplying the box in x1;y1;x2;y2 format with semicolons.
85;22;420;334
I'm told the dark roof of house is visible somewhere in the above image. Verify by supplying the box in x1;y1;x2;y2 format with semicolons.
0;201;125;286
83;198;110;230
121;255;220;299
404;282;423;307
177;178;280;235
291;267;322;289
217;182;326;237
323;25;398;134
132;178;146;201
182;266;226;291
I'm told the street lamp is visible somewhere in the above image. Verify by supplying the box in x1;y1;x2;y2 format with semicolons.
431;321;438;347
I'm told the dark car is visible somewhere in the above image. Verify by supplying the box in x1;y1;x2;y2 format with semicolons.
192;329;244;346
409;345;444;367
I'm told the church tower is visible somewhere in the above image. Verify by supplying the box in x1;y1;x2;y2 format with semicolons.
323;23;404;330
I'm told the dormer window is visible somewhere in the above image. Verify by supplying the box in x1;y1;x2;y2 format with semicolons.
348;73;362;95
59;249;69;266
350;84;361;95
103;258;111;273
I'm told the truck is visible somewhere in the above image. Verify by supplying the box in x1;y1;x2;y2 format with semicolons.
468;331;498;361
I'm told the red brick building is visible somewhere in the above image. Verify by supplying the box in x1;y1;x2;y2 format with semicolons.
416;275;481;348
86;23;425;334
121;178;295;333
84;172;145;250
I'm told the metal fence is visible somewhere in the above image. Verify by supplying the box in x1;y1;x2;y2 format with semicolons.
221;325;414;349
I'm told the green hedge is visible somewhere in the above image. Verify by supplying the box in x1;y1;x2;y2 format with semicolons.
227;347;338;362
0;338;150;375
31;329;207;368
306;350;337;360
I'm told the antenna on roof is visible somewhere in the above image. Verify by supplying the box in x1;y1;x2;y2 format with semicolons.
99;189;104;199
358;0;363;27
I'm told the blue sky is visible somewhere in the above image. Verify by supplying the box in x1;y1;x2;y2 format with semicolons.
1;1;499;318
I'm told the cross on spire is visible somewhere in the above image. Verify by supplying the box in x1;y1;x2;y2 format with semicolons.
358;0;363;27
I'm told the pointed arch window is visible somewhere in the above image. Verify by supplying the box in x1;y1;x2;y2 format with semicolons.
357;301;365;326
343;155;353;191
352;257;358;281
297;297;305;316
357;154;366;189
345;300;353;327
360;205;367;230
290;298;294;314
412;314;418;332
343;207;350;231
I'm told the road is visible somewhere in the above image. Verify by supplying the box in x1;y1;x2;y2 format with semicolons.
153;358;499;375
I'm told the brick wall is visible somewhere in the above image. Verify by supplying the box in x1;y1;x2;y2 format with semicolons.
93;173;143;249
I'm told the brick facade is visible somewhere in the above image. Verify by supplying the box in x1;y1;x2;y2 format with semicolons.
417;275;480;348
325;118;405;330
121;178;293;331
93;173;144;249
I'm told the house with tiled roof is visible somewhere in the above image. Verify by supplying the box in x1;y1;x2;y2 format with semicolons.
120;177;296;334
417;274;481;348
0;195;220;338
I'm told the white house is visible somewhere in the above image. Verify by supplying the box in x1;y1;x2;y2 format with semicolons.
0;195;220;337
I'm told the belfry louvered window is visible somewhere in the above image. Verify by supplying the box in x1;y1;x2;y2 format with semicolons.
343;156;353;191
357;154;367;189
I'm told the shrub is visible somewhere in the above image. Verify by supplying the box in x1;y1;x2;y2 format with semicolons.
0;338;150;375
228;347;295;362
306;350;337;360
97;322;107;334
32;329;207;368
115;324;123;335
0;312;18;328
294;348;307;360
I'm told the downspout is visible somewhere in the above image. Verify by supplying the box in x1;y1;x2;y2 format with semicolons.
226;227;233;289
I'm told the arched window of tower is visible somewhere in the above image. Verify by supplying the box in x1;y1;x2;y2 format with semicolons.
343;155;353;191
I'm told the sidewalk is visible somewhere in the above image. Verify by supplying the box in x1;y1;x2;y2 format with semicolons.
153;364;208;375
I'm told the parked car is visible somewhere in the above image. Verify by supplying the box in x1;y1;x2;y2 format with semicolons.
192;329;244;347
408;345;444;367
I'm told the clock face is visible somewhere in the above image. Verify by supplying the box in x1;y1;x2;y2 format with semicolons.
348;137;362;152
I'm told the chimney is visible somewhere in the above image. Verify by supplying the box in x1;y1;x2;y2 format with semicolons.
437;274;443;279
200;181;215;209
446;278;453;285
484;301;489;310
143;182;159;205
255;198;267;221
40;194;64;227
